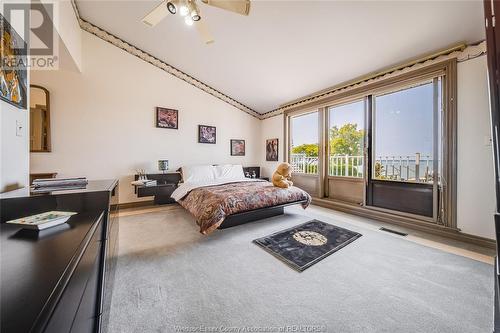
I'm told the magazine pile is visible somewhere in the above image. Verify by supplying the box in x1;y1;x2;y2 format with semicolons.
6;211;77;230
32;177;88;192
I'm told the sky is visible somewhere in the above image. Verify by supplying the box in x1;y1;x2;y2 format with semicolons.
291;82;437;158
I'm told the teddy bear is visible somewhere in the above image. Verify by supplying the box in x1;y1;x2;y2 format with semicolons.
272;162;294;188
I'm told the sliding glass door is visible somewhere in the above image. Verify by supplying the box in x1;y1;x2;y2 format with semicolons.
285;64;453;225
367;79;442;218
326;100;365;204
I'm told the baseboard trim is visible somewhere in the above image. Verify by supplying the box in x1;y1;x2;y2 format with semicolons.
312;197;496;249
115;200;155;210
113;198;495;249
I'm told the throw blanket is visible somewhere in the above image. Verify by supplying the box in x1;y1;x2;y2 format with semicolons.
175;180;311;234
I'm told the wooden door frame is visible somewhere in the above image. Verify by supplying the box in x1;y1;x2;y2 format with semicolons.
482;1;500;328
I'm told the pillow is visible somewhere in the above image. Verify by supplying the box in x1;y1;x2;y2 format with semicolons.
181;165;216;183
214;164;245;180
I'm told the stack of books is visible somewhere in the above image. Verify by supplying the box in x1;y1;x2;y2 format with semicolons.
131;179;157;187
6;211;77;230
32;177;88;192
142;180;157;187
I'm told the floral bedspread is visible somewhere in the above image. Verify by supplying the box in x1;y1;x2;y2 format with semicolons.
178;181;311;234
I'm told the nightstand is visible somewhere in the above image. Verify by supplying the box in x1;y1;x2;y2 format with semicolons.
133;172;181;205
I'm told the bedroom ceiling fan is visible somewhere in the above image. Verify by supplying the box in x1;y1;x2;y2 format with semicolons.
141;0;251;44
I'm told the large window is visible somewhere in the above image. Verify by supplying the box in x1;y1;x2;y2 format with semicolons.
284;59;455;227
290;112;319;174
328;100;365;178
372;80;441;184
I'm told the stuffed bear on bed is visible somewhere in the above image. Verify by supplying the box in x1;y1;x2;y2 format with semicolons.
272;162;294;188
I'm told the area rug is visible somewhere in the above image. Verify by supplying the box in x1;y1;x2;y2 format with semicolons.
253;219;362;271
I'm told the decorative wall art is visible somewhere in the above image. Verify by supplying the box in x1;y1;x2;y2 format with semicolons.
0;14;28;109
198;125;216;144
156;107;178;129
266;138;279;161
230;139;245;156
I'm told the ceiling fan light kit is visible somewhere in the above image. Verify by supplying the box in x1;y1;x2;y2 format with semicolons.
191;10;201;21
179;4;189;17
166;1;177;14
184;15;194;26
142;0;251;43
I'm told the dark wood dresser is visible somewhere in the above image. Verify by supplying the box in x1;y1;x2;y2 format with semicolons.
0;180;119;333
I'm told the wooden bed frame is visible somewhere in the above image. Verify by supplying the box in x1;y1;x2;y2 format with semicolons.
218;199;308;229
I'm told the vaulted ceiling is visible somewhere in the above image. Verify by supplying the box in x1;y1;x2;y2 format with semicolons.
76;0;485;114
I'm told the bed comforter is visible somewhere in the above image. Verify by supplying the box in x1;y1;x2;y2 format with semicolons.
174;180;311;234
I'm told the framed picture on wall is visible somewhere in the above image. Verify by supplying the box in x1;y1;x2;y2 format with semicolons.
198;125;216;144
230;139;245;156
156;107;178;129
266;138;279;161
0;15;28;109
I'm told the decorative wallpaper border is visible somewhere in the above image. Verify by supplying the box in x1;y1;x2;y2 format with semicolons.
71;1;260;119
71;1;486;120
260;41;487;119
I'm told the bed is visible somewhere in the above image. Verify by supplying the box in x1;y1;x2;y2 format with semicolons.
171;165;311;234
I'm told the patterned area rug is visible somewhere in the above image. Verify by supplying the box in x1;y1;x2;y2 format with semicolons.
253;220;362;271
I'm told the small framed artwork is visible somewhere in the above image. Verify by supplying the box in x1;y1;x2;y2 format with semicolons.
230;139;245;156
198;125;216;144
266;138;279;161
156;107;178;129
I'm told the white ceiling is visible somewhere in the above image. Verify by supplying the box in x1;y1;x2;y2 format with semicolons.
76;0;485;114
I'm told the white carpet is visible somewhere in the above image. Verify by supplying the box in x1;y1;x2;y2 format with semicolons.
106;205;493;333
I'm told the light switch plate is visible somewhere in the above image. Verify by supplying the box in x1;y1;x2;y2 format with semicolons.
16;120;23;137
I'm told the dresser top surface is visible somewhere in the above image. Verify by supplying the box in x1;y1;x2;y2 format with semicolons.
0;179;118;200
0;211;104;332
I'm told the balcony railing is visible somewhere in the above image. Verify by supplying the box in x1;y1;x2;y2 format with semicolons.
290;154;362;177
375;154;434;182
290;154;318;174
329;155;364;177
290;153;434;182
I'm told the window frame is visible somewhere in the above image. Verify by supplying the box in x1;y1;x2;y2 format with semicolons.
284;59;457;229
370;77;439;184
326;98;367;180
288;110;321;175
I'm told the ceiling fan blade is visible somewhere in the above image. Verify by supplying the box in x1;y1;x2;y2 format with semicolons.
201;0;251;16
142;1;169;27
195;20;215;44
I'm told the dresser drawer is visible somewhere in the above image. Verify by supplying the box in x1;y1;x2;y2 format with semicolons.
70;249;101;333
44;217;103;333
137;184;176;197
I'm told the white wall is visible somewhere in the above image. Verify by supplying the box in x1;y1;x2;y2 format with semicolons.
1;101;30;192
260;114;284;178
456;55;496;239
38;0;82;72
1;11;30;193
53;0;82;71
31;31;260;203
258;57;496;240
